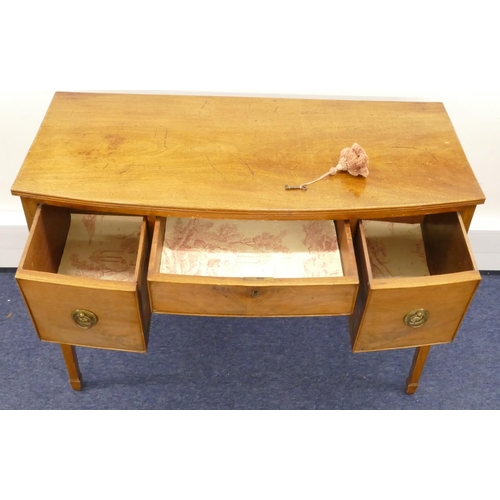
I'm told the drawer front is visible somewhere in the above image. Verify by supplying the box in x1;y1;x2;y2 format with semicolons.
149;278;358;317
15;205;151;352
351;278;479;352
148;218;359;317
349;213;481;352
18;278;148;352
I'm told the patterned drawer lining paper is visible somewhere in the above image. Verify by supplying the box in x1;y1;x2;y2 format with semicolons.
58;214;143;281
160;218;344;278
363;220;430;279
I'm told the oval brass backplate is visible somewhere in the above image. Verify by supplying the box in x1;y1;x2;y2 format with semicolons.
404;309;429;328
72;309;98;329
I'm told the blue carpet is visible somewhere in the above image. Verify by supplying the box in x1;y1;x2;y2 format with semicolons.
1;269;499;409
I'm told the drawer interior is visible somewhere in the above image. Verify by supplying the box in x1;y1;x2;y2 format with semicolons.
158;217;345;279
22;205;144;282
148;217;358;317
362;212;476;280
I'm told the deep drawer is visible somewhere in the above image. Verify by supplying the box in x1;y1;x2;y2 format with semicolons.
148;217;359;317
16;205;151;352
349;212;481;352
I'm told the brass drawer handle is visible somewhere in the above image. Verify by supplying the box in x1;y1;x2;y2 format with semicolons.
404;309;429;328
251;290;260;298
72;309;98;329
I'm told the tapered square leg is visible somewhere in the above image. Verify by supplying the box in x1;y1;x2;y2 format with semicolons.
60;344;82;391
406;346;431;394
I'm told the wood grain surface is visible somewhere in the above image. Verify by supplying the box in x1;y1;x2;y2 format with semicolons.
12;92;485;220
10;93;486;393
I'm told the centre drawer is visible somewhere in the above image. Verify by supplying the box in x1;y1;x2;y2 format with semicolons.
349;212;481;352
16;205;151;352
147;217;359;316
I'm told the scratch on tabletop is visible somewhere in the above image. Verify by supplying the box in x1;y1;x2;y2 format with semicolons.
198;101;209;114
241;159;254;176
206;155;223;176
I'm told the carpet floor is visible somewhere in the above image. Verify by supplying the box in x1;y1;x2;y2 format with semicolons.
1;269;499;409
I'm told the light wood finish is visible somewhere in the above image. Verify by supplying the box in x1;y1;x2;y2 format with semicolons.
422;212;476;275
60;344;82;391
21;198;39;229
16;205;151;352
11;93;485;221
349;213;481;352
406;346;431;395
11;93;486;393
21;204;70;273
148;219;358;316
459;206;477;232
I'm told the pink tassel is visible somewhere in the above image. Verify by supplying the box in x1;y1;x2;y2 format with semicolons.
285;143;369;191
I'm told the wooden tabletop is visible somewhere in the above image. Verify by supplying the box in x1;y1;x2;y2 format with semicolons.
12;92;485;220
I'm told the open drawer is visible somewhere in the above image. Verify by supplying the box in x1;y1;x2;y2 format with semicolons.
16;205;151;352
148;217;359;316
349;212;481;352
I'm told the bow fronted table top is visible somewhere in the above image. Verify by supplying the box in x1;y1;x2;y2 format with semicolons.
12;92;485;220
